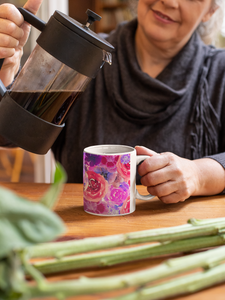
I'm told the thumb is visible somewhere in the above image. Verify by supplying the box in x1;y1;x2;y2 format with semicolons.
17;0;43;48
135;145;159;157
23;0;43;14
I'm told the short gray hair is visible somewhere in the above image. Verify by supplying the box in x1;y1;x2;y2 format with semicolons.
197;0;225;45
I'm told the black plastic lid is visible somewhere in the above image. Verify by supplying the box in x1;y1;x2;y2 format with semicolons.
18;7;115;77
54;10;114;52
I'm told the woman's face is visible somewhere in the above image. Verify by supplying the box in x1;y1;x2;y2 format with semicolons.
137;0;215;48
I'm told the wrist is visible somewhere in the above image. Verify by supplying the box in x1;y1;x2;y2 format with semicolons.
192;158;225;196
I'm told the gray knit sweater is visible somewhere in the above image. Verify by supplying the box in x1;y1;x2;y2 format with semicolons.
51;19;225;183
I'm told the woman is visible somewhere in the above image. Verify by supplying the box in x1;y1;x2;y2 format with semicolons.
0;0;224;204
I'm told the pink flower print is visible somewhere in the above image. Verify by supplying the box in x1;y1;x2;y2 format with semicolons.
117;154;130;181
84;198;118;215
101;155;119;172
121;196;130;214
110;172;122;188
109;186;129;206
120;181;130;191
84;153;102;168
96;202;108;214
83;171;108;202
83;198;96;212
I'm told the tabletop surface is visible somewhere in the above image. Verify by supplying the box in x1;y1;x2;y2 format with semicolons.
2;182;225;300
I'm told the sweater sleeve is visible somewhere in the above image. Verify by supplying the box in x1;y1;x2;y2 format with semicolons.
206;153;225;169
205;153;225;194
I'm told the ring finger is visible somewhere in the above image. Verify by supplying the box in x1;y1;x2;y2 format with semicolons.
0;33;19;48
147;180;177;198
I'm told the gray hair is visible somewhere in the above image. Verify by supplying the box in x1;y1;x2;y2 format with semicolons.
197;0;225;45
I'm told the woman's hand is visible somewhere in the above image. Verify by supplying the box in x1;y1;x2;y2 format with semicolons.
0;0;43;86
136;146;225;204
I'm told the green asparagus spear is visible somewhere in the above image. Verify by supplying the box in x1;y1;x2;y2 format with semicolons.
32;233;225;275
27;218;225;259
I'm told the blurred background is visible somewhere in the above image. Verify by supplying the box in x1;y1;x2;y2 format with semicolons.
0;0;224;183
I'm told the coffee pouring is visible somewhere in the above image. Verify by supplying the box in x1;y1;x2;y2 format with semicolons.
0;8;114;154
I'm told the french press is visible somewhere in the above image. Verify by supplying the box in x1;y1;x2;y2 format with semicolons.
0;8;114;154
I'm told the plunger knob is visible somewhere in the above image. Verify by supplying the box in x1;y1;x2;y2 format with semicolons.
85;9;102;28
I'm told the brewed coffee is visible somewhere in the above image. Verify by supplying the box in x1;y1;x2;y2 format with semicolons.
9;91;80;124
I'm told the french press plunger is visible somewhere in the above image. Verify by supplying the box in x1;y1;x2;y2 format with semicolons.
0;8;114;154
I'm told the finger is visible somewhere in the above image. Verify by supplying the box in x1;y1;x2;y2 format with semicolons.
0;46;15;59
0;4;24;26
159;192;187;204
146;180;177;198
135;145;158;156
148;182;190;204
140;166;172;186
0;33;19;48
0;20;24;40
19;0;43;47
23;0;43;15
138;153;169;176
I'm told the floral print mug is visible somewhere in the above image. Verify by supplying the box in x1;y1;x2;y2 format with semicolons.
83;145;154;216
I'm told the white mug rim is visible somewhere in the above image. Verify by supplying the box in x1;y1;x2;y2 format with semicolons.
84;144;135;155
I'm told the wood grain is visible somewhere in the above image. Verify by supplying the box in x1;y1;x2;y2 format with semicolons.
2;182;225;300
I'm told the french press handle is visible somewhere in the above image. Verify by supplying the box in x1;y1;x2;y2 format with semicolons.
0;7;46;70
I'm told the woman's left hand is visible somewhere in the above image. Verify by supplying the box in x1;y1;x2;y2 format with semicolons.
135;146;201;204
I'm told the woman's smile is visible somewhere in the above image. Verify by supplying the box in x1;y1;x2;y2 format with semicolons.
152;9;176;24
136;0;215;52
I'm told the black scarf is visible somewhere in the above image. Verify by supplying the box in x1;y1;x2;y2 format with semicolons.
103;19;221;159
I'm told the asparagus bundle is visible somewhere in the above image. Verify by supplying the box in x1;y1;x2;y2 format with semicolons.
25;216;225;299
1;163;225;300
24;245;225;299
29;218;225;275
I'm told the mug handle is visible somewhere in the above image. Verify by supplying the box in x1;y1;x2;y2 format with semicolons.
135;155;155;201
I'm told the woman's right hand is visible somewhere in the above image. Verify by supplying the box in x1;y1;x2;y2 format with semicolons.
0;0;43;87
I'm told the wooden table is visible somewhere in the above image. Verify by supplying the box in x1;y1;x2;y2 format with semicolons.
2;182;225;300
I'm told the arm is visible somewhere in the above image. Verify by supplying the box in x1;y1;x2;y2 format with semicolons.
0;0;43;87
136;146;225;204
192;157;225;196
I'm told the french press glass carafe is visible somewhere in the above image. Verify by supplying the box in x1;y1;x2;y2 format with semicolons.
0;8;114;154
